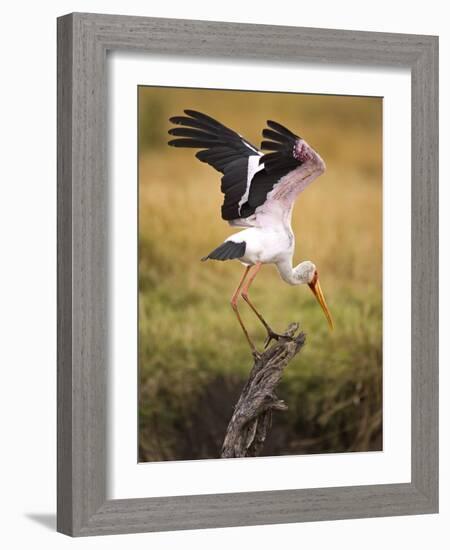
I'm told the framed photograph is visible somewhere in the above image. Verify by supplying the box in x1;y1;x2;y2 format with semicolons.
57;13;438;536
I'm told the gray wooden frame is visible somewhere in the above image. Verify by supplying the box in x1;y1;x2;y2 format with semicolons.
57;12;438;537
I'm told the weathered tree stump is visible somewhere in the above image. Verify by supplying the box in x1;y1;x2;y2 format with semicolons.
221;323;306;458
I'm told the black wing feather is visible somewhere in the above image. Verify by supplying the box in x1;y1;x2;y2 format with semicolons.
260;140;286;151
168;138;216;149
262;128;287;142
168;127;218;140
266;120;297;138
168;112;310;222
258;120;302;173
168;110;260;220
242;120;304;213
169;116;219;132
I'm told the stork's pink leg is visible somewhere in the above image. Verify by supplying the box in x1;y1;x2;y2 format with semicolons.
241;262;289;348
240;263;272;331
230;266;260;357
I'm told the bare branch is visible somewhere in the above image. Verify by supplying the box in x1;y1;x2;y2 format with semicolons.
221;323;306;458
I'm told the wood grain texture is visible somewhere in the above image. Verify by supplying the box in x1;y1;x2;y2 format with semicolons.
69;483;434;536
410;37;439;507
221;324;305;458
57;14;74;535
57;12;439;536
57;12;109;535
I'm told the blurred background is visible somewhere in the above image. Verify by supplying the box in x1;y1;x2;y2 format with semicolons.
138;86;382;462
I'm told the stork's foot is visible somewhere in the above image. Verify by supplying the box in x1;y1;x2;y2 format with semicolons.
264;329;294;349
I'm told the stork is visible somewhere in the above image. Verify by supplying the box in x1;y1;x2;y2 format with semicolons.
168;110;333;357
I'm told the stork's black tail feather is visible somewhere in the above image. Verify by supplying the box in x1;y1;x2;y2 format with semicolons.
201;240;246;262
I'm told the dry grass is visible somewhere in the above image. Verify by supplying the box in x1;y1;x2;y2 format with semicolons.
138;87;382;461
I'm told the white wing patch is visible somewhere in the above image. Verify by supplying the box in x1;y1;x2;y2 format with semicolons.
239;134;260;154
238;155;264;214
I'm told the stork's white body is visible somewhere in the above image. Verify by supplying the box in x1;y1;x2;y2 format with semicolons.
227;225;293;266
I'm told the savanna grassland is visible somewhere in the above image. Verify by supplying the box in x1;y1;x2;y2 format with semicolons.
138;87;382;461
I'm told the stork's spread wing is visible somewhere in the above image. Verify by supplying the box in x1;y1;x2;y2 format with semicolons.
247;120;326;219
240;121;304;216
168;110;262;221
168;112;325;224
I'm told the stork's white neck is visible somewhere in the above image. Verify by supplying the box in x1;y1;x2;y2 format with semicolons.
276;259;316;286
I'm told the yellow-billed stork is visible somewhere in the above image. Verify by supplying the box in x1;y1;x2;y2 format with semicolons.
168;110;333;357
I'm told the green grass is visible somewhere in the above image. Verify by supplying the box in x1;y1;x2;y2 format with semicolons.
138;87;382;461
